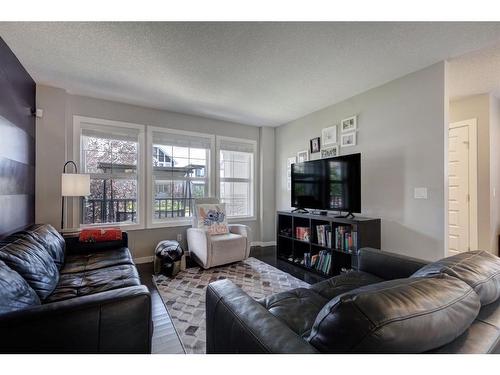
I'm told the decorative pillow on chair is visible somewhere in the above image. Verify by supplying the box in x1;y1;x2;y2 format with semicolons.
196;203;229;235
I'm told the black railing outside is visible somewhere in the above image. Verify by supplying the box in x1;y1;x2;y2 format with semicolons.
82;198;196;224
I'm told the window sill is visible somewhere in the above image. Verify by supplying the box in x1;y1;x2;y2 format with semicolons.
147;219;193;229
79;222;145;231
228;216;256;223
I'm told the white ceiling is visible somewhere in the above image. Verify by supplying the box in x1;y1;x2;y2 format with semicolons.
448;41;500;100
2;22;500;127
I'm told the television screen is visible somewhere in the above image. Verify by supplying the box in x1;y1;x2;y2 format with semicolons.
291;153;361;213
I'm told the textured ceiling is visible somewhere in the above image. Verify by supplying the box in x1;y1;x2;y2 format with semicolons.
2;22;500;126
448;41;500;100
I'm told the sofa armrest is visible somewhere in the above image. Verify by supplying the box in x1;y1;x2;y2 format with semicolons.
0;285;152;353
357;247;430;280
65;232;129;254
206;279;318;353
228;224;250;237
187;227;210;265
228;224;251;258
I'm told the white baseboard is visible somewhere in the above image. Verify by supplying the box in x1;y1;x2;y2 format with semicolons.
134;256;154;264
250;241;276;247
134;243;273;263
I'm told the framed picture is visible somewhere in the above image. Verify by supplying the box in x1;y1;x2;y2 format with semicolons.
297;150;309;163
321;145;339;159
341;132;357;147
321;125;337;146
310;137;321;153
341;115;357;133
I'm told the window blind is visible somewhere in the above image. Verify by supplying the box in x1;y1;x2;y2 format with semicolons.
218;138;255;153
152;130;213;149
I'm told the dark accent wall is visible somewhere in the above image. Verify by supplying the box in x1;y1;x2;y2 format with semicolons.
0;37;36;237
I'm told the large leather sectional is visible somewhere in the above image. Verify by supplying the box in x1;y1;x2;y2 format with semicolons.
0;224;152;353
207;248;500;353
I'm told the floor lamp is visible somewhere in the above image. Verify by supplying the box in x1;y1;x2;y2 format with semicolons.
61;161;90;230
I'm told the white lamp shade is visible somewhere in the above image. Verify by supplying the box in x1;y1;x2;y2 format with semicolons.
61;173;90;197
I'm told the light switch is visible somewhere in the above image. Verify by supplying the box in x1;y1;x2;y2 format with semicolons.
414;187;428;199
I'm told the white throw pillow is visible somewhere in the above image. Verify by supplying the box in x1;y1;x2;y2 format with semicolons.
196;203;229;235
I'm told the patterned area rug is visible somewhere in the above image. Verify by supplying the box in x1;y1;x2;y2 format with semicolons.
153;257;308;354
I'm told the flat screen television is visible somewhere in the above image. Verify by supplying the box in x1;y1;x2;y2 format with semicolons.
291;153;361;214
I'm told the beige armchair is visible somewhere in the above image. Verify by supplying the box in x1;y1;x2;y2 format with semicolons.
187;198;251;269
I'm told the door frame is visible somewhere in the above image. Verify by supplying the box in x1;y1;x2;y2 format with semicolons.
448;119;478;254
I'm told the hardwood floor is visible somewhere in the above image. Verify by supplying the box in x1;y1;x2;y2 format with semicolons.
137;262;185;354
136;245;324;354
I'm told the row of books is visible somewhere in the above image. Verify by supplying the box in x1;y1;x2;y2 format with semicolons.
285;225;358;253
335;226;358;252
303;250;332;274
316;225;332;247
295;226;311;241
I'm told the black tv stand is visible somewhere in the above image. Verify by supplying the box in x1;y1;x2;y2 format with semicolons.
335;212;355;219
291;208;309;214
276;211;381;278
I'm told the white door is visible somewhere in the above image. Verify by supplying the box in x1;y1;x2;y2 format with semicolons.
448;125;470;255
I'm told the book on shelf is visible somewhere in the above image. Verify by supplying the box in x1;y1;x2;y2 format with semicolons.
315;224;332;247
334;226;359;253
303;252;311;268
311;254;319;267
302;251;332;274
314;250;332;274
295;226;310;241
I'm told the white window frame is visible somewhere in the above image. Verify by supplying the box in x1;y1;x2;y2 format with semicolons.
146;126;216;228
73;116;146;230
216;136;257;221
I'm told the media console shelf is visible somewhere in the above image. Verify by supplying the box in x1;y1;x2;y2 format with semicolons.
276;211;381;278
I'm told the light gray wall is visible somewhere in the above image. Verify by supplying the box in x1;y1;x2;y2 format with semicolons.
275;62;447;261
259;126;276;243
36;85;273;259
490;95;500;255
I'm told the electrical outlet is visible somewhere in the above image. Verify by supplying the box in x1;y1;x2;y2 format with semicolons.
177;233;182;242
414;187;428;199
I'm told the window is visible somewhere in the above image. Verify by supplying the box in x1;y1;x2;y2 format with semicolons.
148;127;214;225
78;119;144;227
75;117;257;229
218;137;256;218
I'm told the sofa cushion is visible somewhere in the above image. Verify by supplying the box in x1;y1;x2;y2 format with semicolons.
8;224;65;270
412;250;500;305
61;247;134;274
210;233;247;266
310;271;384;300
258;288;328;337
46;264;141;303
428;297;500;353
0;238;59;300
307;274;480;353
0;259;41;314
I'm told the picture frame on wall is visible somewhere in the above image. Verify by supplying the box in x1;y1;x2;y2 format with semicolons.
341;132;356;147
341;115;357;133
321;125;337;146
297;150;309;163
320;145;339;159
310;137;321;153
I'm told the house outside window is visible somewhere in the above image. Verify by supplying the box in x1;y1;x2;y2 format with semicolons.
147;127;214;227
77;118;145;228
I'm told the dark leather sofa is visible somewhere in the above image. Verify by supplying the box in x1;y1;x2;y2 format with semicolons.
206;248;500;353
0;224;152;353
